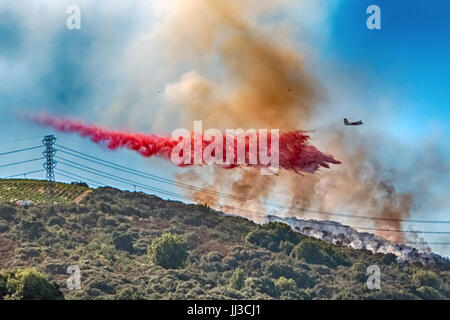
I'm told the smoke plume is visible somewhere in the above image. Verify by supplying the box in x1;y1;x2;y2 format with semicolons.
31;0;416;244
156;0;413;242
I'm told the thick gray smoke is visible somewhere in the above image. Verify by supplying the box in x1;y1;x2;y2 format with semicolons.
266;215;450;267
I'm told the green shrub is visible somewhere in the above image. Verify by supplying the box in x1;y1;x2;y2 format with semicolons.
290;238;351;268
0;205;16;222
279;241;295;255
0;222;10;233
0;273;8;298
77;213;98;226
19;220;46;240
349;262;366;282
351;262;366;273
0;268;63;300
244;276;277;298
291;239;324;263
274;276;308;299
229;267;245;290
113;233;134;253
412;270;441;290
309;283;334;299
97;216;120;228
48;216;65;227
416;286;444;300
148;233;188;269
382;253;397;265
263;261;315;288
204;251;224;263
275;276;296;292
245;222;301;253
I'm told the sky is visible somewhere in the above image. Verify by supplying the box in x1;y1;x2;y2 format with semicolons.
0;0;449;255
325;0;450;136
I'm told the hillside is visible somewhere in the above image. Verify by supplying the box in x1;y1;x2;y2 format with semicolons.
0;179;90;204
0;179;449;300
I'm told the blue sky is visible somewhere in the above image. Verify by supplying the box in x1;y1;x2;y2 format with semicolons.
325;0;450;135
0;0;449;255
318;0;450;254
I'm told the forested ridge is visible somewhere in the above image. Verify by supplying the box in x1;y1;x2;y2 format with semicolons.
0;179;448;300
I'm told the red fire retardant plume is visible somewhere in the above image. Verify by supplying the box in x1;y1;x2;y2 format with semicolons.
32;114;340;174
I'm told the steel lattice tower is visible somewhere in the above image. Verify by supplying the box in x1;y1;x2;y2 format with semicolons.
42;135;57;200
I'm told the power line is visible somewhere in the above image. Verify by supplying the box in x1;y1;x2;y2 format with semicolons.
0;145;42;156
295;219;450;234
3;169;46;179
403;243;450;245
56;146;248;201
55;169;102;187
54;157;217;203
227;205;450;235
0;136;447;246
0;136;42;145
51;153;450;244
55;158;195;201
55;168;104;186
55;167;450;247
349;226;450;234
0;157;44;168
55;143;450;225
53;156;450;236
50;174;450;245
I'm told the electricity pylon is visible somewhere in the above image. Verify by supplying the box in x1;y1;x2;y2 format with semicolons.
42;135;57;201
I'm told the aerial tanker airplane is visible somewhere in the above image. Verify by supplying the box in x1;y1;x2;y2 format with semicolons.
344;118;363;126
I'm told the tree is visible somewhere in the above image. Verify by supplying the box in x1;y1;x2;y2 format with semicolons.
229;267;245;290
113;233;134;252
290;238;351;268
246;222;301;253
0;273;8;298
416;286;444;300
148;233;188;269
412;270;441;290
244;276;278;298
0;268;64;300
274;276;309;299
263;261;315;289
291;239;325;264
